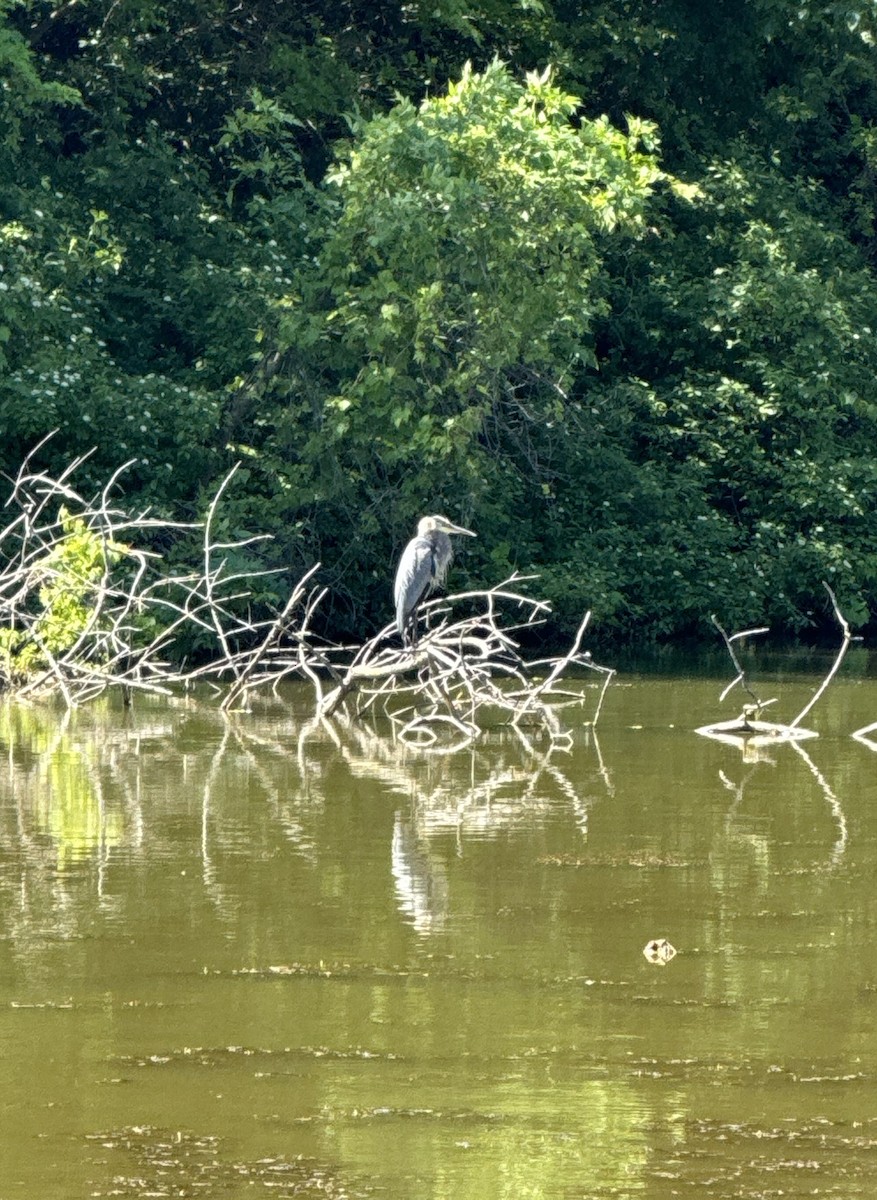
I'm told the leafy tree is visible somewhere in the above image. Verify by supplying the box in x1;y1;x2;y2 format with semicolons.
231;60;685;628
3;0;877;644
582;152;877;636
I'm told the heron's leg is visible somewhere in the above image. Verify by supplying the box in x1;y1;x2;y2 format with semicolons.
406;606;420;649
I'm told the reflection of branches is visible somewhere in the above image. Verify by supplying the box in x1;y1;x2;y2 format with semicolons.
716;736;848;870
381;731;611;930
851;722;877;751
296;703;612;844
789;740;848;867
0;689;619;949
411;740;606;842
715;765;771;895
182;703;610;935
225;722;318;856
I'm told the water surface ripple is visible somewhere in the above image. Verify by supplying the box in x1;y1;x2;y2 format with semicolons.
2;662;877;1197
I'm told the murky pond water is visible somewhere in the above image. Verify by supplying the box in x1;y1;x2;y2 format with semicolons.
2;656;877;1198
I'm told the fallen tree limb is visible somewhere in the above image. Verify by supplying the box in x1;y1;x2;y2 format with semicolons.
313;576;613;747
0;448;611;746
699;583;858;744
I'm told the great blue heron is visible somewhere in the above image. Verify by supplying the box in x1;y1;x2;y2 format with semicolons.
393;514;476;643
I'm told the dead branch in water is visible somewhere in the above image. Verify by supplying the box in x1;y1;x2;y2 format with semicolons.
0;445;320;706
311;576;614;748
787;583;859;730
699;583;858;744
0;447;612;746
711;615;774;713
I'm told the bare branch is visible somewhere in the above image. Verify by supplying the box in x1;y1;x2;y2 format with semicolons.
788;583;860;730
314;580;612;747
0;450;613;746
700;586;859;746
712;614;771;708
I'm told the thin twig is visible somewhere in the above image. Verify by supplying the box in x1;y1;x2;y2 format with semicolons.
712;614;770;707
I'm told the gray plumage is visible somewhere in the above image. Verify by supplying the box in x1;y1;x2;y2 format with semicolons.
393;514;476;643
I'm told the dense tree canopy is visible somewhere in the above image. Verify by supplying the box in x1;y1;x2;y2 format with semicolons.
3;0;877;643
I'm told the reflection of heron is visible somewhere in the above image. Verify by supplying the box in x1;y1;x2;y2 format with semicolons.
391;811;450;934
393;515;476;643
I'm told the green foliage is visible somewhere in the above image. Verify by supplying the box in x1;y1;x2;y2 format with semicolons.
582;153;877;636
2;0;877;644
0;3;79;153
0;508;121;679
321;59;666;377
0;198;222;497
246;61;675;626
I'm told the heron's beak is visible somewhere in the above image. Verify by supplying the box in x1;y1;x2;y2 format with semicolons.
447;522;476;537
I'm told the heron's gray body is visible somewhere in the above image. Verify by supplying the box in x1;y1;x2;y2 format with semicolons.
393;515;475;643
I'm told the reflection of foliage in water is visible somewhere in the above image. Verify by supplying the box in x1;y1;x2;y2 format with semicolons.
0;693;606;947
0;701;128;866
328;1078;650;1200
0;699;154;956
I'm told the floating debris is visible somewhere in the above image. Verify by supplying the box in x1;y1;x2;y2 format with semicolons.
696;717;818;746
539;852;695;869
643;938;677;965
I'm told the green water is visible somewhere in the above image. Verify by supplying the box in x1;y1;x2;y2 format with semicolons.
2;662;877;1198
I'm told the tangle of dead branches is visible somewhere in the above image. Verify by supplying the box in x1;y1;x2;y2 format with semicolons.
308;576;614;749
0;445;613;746
0;440;322;706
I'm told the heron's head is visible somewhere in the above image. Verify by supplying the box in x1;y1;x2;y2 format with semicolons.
418;514;477;538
